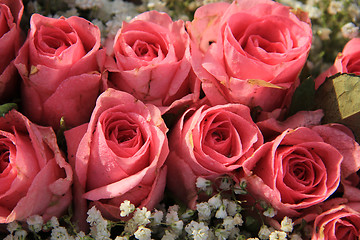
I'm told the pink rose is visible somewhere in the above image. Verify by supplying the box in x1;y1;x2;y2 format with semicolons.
65;89;169;225
189;0;312;113
14;14;105;130
242;127;343;218
311;203;360;239
315;38;360;89
0;0;23;102
0;109;72;223
106;11;197;113
166;103;263;208
257;111;360;178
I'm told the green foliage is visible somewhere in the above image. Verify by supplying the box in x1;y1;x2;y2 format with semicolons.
315;73;360;141
0;103;18;117
288;77;316;117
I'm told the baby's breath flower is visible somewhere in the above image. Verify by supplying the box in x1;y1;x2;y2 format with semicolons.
50;216;60;228
120;200;136;217
14;229;28;240
3;235;14;240
145;0;168;12
196;177;212;191
75;0;103;9
258;225;272;240
86;206;111;240
215;205;227;219
161;230;178;240
196;202;212;221
269;231;287;240
327;1;343;15
234;179;247;195
317;27;332;40
90;220;111;240
215;228;230;240
233;213;244;226
151;209;164;225
303;5;322;19
208;194;222;209
133;207;152;226
51;226;73;240
166;205;180;225
114;236;130;240
229;227;241;239
348;3;360;22
124;219;139;235
87;206;102;225
7;221;20;234
170;220;184;235
281;217;294;233
181;209;196;219
263;206;277;218
75;231;87;240
27;215;44;233
134;226;152;240
185;221;211;240
223;199;238;216
222;216;236;231
341;22;359;39
219;177;232;190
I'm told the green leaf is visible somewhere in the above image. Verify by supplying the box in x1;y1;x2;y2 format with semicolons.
314;73;360;141
288;77;316;117
0;103;18;117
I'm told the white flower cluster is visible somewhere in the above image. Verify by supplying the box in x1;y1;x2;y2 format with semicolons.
2;177;300;240
87;206;112;240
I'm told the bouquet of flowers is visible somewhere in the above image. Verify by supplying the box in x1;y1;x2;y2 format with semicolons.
1;0;360;239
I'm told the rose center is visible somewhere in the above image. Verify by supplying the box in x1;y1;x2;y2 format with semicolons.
211;130;227;142
292;165;306;181
109;125;138;145
132;40;159;59
0;142;10;172
36;24;76;56
204;121;232;157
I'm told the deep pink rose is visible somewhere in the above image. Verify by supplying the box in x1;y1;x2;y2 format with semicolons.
14;14;105;130
242;127;343;218
315;38;360;89
0;109;72;223
166;103;263;208
311;203;360;240
189;0;312;113
106;10;197;113
0;0;23;102
65;88;169;225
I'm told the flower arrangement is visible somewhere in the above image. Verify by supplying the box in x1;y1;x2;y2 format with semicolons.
1;0;360;239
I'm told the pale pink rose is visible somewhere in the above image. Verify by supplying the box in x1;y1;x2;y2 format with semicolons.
166;103;263;208
186;2;230;53
311;202;360;240
242;127;343;218
65;89;169;226
189;0;312;113
14;14;105;130
106;10;197;114
0;109;73;223
0;0;23;102
315;38;360;89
